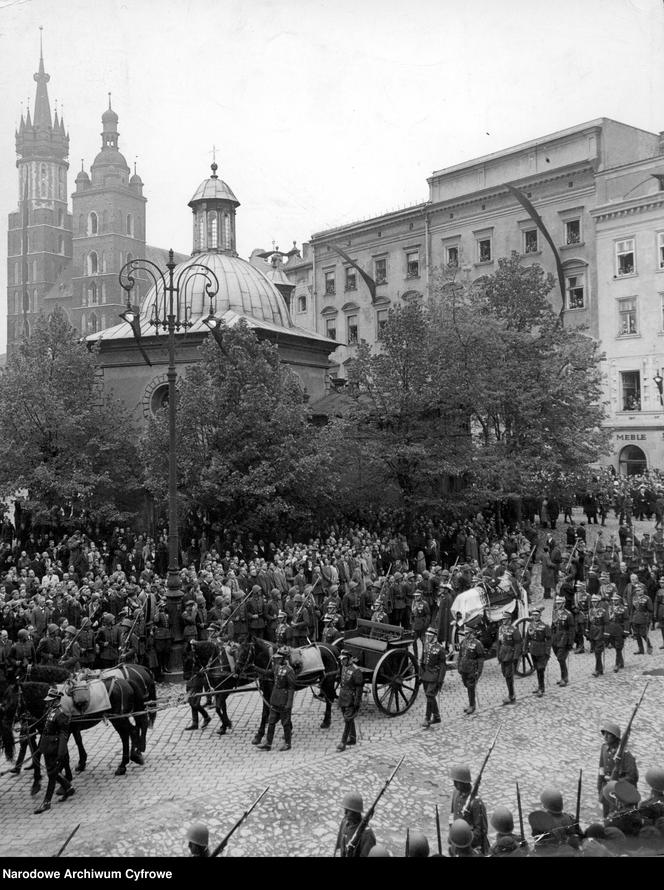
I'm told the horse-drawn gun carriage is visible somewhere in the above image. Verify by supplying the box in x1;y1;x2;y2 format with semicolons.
450;574;534;677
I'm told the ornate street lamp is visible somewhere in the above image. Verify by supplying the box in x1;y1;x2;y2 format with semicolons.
119;249;219;674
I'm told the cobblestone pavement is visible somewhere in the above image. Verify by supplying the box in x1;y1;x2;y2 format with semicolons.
1;510;663;858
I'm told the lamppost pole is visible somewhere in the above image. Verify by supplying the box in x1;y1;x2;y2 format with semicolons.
119;250;219;677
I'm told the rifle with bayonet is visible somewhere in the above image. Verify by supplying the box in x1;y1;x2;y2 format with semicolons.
344;755;405;857
210;787;270;857
435;804;442;855
461;725;502;818
575;769;583;828
516;782;527;847
55;823;80;857
610;683;649;780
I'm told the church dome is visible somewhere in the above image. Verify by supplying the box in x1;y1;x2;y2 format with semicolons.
130;171;143;186
102;106;119;125
75;167;90;184
188;163;239;207
139;251;292;328
93;146;129;169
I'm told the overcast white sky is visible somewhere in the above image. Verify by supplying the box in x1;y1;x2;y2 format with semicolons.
1;0;663;351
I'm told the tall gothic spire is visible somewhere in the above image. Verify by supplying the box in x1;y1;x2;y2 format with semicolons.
33;27;52;131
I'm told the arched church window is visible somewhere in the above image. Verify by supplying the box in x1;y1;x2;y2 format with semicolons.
40;163;48;198
208;212;218;249
89;212;98;235
221;213;231;250
13;264;19;285
198;215;206;251
101;282;107;304
87;283;98;305
87;252;98;275
32;260;38;283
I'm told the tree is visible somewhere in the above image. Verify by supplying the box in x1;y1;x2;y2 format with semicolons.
0;307;141;530
139;321;338;534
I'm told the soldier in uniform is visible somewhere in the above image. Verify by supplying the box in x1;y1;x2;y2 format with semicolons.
496;610;522;705
655;579;664;648
76;617;96;671
420;626;446;727
631;588;654;655
290;593;310;647
59;625;81;673
551;594;575;687
33;687;74;815
602;780;643;836
246;585;267;640
586;593;608;677
370;596;390;625
489;807;525;856
8;627;37;678
638;767;664;825
598;719;639;817
607;593;629;672
342;581;361;632
274;610;294;649
410;591;431;662
118;617;139;663
321;602;344;645
336;649;364;751
258;647;296;751
36;623;63;665
531;789;577;848
186;822;210;857
524;607;552;697
457;623;485;715
152;602;172;677
448;763;489;855
573;582;590;653
334;791;376;857
96;613;121;669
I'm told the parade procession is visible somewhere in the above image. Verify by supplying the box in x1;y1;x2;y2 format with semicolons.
3;0;664;868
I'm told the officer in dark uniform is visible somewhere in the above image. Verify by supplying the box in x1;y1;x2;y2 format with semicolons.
638;767;664;825
598;719;639;817
496;609;522;706
607;593;629;672
337;649;364;751
586;593;608;677
410;591;431;662
457;622;485;715
631;588;654;655
552;594;575;687
274;610;294;649
33;687;74;815
258;647;296;751
334;791;376;857
525;607;552;697
420;626;446;727
448;763;489;855
573;582;590;653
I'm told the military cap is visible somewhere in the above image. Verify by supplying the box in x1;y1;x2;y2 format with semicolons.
602;780;640;806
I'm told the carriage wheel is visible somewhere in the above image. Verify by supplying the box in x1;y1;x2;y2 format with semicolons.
309;643;341;701
371;649;420;717
514;617;534;677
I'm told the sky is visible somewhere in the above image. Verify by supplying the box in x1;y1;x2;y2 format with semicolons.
1;0;664;352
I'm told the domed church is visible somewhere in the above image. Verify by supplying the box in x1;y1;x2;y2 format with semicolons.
87;162;333;424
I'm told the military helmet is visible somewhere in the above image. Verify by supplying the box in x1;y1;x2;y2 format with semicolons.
44;686;62;701
367;844;391;857
342;791;363;814
407;830;429;857
64;625;77;636
449;764;471;784
121;618;134;628
540;789;564;815
186;822;209;847
17;628;29;640
490;806;514;833
601;720;621;739
293;593;304;603
448;819;473;849
47;623;58;634
645;767;664;792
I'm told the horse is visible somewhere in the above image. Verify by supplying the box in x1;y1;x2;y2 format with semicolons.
100;663;157;753
185;636;340;738
0;663;155;782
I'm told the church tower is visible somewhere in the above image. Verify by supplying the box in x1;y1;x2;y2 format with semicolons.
7;38;72;352
71;96;146;335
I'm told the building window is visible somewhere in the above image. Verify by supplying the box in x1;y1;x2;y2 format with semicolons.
101;282;107;304
197;215;206;251
88;313;98;334
446;245;459;268
13;264;19;285
657;232;664;270
616;238;636;276
32;260;38;282
87;252;98;275
621;371;641;411
87;282;97;305
88;212;98;235
376;309;388;339
617;297;638;336
566;274;585;310
221;213;231;250
58;234;65;254
325;317;337;340
406;250;420;278
374;257;387;284
297;294;307;313
524;229;538;254
477;238;492;263
347;314;359;344
208;212;218;249
345;267;357;291
325;271;336;295
565;219;581;245
126;214;134;237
